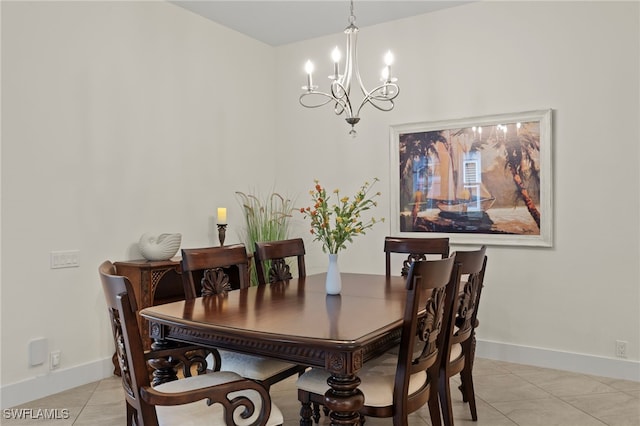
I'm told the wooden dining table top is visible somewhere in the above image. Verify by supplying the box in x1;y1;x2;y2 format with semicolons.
139;272;410;369
140;272;417;426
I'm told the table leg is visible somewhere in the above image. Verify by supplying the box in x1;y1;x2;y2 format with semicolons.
147;338;180;386
324;373;364;426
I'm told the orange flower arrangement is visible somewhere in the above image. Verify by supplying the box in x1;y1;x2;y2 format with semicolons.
299;178;384;254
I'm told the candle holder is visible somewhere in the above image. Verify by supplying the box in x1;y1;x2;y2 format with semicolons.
217;224;227;246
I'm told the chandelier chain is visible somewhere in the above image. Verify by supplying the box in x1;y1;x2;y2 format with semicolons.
349;0;355;24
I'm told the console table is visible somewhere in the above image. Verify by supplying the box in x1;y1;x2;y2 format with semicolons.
112;258;184;374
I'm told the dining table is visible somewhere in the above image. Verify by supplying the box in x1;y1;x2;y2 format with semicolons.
139;272;409;426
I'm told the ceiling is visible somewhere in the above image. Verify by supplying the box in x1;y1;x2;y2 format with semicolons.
171;1;472;46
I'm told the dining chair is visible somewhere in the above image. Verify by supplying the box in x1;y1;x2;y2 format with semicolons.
98;261;283;426
180;244;305;390
181;244;251;300
254;238;306;285
438;246;487;426
296;256;461;426
384;236;450;277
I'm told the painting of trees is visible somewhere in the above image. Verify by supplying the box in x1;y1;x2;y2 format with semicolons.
392;110;552;246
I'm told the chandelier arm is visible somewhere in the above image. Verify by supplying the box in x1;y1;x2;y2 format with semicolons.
368;83;400;102
356;84;400;116
299;90;353;119
299;92;340;109
330;81;354;118
359;98;394;114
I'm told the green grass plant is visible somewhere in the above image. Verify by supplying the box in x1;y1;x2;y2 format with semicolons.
235;190;295;285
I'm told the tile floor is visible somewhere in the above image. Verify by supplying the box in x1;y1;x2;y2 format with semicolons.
3;358;639;425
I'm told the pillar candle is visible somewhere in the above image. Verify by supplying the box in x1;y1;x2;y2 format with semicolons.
217;207;227;224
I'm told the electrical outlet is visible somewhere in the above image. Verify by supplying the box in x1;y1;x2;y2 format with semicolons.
28;338;48;366
50;351;61;370
615;340;627;358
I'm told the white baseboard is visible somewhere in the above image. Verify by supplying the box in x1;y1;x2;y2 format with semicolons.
2;342;639;409
477;339;640;382
0;357;114;409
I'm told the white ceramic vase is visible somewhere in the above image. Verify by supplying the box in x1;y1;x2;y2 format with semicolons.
325;253;342;295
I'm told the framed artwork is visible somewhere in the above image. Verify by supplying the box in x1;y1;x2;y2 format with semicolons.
389;109;553;246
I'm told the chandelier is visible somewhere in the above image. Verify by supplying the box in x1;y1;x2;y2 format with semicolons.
299;0;399;137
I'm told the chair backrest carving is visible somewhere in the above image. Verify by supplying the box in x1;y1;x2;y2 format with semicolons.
393;255;461;417
384;236;450;277
450;246;487;346
254;238;306;285
200;267;233;296
181;244;250;299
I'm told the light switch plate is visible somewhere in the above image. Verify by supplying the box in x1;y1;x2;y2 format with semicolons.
50;250;80;268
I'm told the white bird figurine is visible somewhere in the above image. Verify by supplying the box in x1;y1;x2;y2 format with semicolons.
138;233;182;261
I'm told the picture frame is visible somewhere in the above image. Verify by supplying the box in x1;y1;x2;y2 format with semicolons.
389;109;553;247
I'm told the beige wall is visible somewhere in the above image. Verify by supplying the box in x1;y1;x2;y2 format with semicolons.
2;0;639;408
275;0;639;371
1;0;277;406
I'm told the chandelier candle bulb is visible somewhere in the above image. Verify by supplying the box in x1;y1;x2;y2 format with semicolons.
304;60;314;91
217;207;227;224
384;50;394;81
384;50;394;66
332;47;341;79
381;69;389;96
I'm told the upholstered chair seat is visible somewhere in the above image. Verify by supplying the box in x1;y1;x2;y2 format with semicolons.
216;351;301;382
154;372;283;426
297;353;428;408
448;343;462;364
